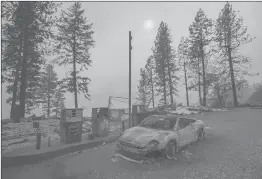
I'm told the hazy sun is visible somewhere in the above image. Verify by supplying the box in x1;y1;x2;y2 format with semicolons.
143;19;154;31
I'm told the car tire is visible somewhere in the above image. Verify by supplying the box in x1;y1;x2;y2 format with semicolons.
198;128;204;141
164;140;177;160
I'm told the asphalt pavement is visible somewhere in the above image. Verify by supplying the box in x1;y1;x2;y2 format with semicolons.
2;108;262;179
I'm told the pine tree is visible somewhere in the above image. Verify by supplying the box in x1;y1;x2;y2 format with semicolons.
37;64;58;117
2;2;58;120
153;22;167;106
206;58;229;107
55;2;95;108
178;37;191;106
2;2;23;120
208;50;249;107
187;40;203;105
166;48;180;106
215;2;255;107
52;89;66;118
137;68;150;106
4;48;51;115
152;21;179;106
24;52;45;114
37;66;65;118
20;2;58;117
145;55;157;108
189;8;213;106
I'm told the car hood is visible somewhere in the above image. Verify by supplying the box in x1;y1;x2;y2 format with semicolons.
119;126;171;147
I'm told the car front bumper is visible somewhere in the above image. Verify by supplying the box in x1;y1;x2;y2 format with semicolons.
116;148;152;163
115;142;158;163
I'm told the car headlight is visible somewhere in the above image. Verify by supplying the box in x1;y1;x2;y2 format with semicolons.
145;140;159;151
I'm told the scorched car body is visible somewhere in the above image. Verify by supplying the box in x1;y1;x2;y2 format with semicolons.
116;115;205;163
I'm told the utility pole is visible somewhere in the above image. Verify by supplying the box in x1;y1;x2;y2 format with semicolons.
107;96;111;131
107;96;112;118
47;65;51;118
129;31;132;128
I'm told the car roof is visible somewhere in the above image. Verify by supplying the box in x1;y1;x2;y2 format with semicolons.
148;114;196;120
148;114;179;119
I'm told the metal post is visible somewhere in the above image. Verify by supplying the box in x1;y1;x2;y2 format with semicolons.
129;31;132;128
48;136;51;147
36;128;41;150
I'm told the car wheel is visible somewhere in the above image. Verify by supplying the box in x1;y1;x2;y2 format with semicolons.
164;140;177;160
198;128;204;141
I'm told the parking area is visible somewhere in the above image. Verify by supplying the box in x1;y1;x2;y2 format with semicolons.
2;108;262;179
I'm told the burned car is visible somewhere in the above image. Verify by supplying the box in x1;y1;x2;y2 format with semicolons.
116;115;205;163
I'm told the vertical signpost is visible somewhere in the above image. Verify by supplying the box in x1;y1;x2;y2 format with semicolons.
129;31;132;128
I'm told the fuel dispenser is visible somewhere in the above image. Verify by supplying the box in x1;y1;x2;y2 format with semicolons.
92;108;110;137
60;108;83;144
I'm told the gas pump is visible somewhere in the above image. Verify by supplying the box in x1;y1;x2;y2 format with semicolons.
60;108;83;144
91;108;110;137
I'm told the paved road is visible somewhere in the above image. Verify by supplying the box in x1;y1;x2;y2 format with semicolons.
2;108;262;179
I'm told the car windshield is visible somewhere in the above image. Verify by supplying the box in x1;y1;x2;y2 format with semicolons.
139;116;177;130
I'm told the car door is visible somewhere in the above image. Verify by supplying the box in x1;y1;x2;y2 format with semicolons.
180;118;196;144
176;118;193;147
188;118;198;142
